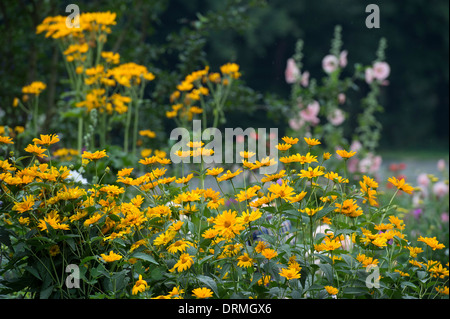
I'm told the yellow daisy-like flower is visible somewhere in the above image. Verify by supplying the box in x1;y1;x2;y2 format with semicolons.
192;287;213;299
418;236;445;250
100;251;122;263
275;143;292;151
279;267;301;280
237;253;254;268
172;253;194;272
132;275;148;295
0;136;14;144
336;149;356;159
324;286;339;296
213;210;245;239
32;134;60;146
216;169;242;182
82;149;108;161
24;144;48;158
239;151;256;159
206;167;224;176
261;248;278;260
304;137;321;146
281;136;299;145
388;177;414;195
298;166;324;179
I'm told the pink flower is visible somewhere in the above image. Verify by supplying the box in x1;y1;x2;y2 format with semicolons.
359;153;382;174
433;181;449;198
236;135;245;143
347;158;359;173
372;62;390;81
339;50;348;68
338;93;346;104
289;118;304;131
350;140;363;153
441;212;449;223
417;173;430;188
322;55;339;74
301;71;310;87
300;101;320;125
365;67;374;84
327;108;345;126
285;58;300;84
437;159;446;172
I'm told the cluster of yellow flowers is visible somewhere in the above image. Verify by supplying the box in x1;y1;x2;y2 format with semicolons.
1;132;448;299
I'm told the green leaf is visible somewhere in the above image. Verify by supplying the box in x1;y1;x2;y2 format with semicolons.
318;263;333;283
197;275;219;297
131;252;159;265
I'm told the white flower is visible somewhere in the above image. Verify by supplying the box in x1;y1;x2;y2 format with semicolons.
68;170;88;184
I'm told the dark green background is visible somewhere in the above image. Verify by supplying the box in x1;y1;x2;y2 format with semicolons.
0;0;448;152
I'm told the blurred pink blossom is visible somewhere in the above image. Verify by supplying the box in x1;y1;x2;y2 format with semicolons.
359;153;382;174
350;140;363;153
327;108;345;126
437;159;446;171
365;67;374;84
417;173;430;188
373;62;390;81
300;101;320;125
441;212;449;223
347;158;359;173
433;181;449;198
236;135;245;143
289;117;305;131
339;50;348;67
322;55;339;74
338;93;346;104
285;58;300;84
301;71;310;87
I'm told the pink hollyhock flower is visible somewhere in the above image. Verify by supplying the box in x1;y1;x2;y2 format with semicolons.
433;181;449;198
285;58;300;84
289;117;304;131
437;159;446;171
350;140;363;153
365;67;374;84
347;158;359;173
441;212;449;223
327;108;345;126
301;71;310;87
338;93;346;104
372;62;390;81
300;101;320;125
359;153;382;174
339;50;348;68
417;173;430;188
322;55;339;74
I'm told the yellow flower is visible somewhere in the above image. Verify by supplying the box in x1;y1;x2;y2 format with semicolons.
167;240;193;254
12;195;35;214
22;81;46;95
336;149;356;159
261;248;278;260
304;137;321;146
300;206;323;216
132;275;148;295
213;210;245;239
279;267;301;280
139;129;156;138
32;134;60;146
235;185;261;202
268;180;295;199
334;199;363;218
172;253;194;272
192;287;213;299
418;236;445;250
24;144;48;158
275;143;292;151
217;169;242;182
239;151;256;159
388;177;414;195
82;149;108;161
0;136;14;144
298;166;324;179
237;253;254;268
281;136;299;145
100;251;122;262
323;152;332;160
324;286;339;296
175;173;194;184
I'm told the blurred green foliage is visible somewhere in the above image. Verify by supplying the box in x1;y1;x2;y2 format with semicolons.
0;0;448;151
